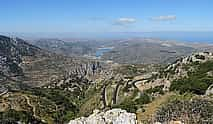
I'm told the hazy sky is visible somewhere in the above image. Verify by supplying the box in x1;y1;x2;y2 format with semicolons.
0;0;212;33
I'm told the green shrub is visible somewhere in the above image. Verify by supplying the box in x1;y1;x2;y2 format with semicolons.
112;100;138;113
170;61;213;95
135;93;151;104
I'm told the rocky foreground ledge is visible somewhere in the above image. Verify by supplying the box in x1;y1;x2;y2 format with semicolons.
68;109;137;124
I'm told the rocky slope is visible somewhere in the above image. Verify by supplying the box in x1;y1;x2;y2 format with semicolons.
133;52;213;96
0;35;48;89
0;35;42;76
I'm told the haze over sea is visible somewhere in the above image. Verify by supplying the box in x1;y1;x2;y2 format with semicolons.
1;31;213;43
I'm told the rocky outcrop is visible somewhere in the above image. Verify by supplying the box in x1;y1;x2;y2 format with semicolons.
137;52;213;93
165;52;213;78
68;109;137;124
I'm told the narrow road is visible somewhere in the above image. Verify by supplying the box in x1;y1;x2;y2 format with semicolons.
0;88;8;96
112;83;121;105
101;84;108;108
22;95;39;119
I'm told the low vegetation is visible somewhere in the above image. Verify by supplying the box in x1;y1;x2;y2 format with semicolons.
145;85;164;95
0;109;44;123
155;98;213;123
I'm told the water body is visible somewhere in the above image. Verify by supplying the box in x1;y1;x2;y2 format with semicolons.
91;32;213;43
96;47;114;57
3;31;213;43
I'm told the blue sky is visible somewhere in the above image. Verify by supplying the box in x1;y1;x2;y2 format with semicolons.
0;0;212;33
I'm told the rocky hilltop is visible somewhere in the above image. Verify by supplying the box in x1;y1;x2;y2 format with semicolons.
69;109;137;124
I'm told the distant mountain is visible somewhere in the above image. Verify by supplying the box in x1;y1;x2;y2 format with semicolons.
32;39;96;56
0;35;44;60
31;38;201;64
101;38;197;64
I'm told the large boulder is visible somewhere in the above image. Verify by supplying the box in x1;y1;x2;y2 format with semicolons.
68;109;137;124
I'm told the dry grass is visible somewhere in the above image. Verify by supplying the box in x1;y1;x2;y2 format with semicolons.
136;92;175;124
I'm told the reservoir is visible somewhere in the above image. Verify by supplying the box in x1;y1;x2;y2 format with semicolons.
96;47;114;57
